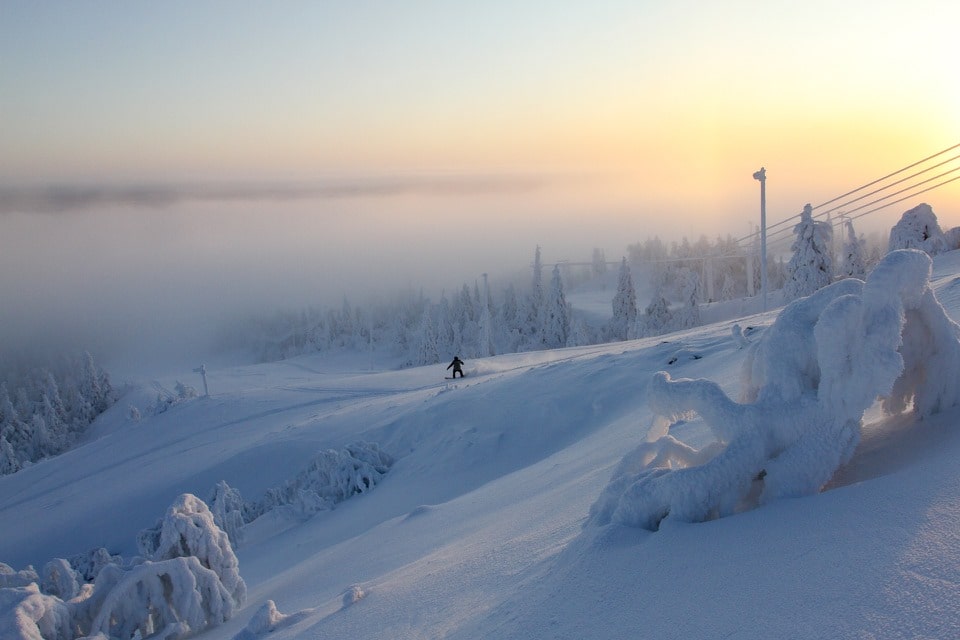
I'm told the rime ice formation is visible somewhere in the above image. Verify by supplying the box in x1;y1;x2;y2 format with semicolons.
590;249;960;531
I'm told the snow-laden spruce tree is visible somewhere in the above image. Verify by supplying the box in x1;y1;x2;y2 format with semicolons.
589;249;960;531
137;493;247;607
784;203;834;300
641;287;673;337
477;276;495;357
412;306;441;366
2;494;245;640
673;266;701;330
521;245;545;349
542;265;570;348
888;202;951;255
608;257;638;341
839;217;867;279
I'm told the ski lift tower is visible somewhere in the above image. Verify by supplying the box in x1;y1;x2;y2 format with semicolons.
753;167;768;312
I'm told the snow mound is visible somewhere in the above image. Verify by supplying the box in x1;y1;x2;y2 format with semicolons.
590;249;960;530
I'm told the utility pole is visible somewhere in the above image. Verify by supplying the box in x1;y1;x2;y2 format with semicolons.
753;167;768;312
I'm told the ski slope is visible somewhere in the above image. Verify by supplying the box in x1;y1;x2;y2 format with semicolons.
4;253;960;639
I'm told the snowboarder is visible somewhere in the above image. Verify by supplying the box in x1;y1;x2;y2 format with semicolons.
447;356;465;378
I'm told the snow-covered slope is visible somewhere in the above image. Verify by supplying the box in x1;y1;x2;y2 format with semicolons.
4;253;960;639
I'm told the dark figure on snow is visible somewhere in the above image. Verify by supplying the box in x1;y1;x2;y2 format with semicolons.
447;356;465;378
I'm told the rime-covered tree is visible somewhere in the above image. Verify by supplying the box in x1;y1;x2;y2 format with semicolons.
521;245;545;349
477;276;495;357
674;266;701;330
641;287;673;337
785;203;834;300
609;257;638;341
413;306;441;365
840;218;867;279
591;249;960;531
888;202;950;255
498;283;523;353
542;265;570;348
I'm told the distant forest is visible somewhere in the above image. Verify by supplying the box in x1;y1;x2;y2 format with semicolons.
215;223;889;369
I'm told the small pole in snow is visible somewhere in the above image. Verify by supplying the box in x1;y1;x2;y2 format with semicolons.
753;167;768;313
193;364;209;397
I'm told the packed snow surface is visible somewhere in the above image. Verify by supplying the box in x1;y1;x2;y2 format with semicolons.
4;252;960;639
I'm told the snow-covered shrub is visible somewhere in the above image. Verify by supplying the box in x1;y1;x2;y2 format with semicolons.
41;559;79;601
1;495;245;640
152;382;198;416
0;563;39;589
342;584;365;607
208;480;246;547
888;203;950;255
247;442;393;522
86;556;237;640
174;381;197;400
137;493;246;609
69;547;121;583
0;583;72;640
590;249;960;530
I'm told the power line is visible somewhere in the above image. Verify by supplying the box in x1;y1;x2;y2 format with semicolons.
844;174;960;223
812;142;960;212
735;142;960;250
818;153;960;218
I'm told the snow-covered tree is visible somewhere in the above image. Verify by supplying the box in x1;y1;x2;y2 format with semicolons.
520;245;545;349
542;265;570;348
208;480;247;548
477;290;495;358
608;257;638;341
86;555;239;640
641;287;673;337
412;306;441;366
41;558;80;601
2;494;246;640
497;283;523;354
839;217;867;279
888;202;950;255
141;494;246;603
590;249;960;531
246;442;393;522
673;266;701;330
785;203;834;300
0;582;73;640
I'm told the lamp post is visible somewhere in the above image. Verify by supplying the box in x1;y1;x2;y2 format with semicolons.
752;167;768;312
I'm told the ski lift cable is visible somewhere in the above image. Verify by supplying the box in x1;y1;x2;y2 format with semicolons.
816;154;960;219
743;162;960;249
757;156;960;246
757;174;960;258
733;142;960;248
824;166;960;218
844;173;960;224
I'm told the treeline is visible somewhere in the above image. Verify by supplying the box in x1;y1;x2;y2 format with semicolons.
0;352;114;475
216;209;918;371
216;236;780;367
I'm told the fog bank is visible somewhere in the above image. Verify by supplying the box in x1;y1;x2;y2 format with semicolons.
0;176;678;379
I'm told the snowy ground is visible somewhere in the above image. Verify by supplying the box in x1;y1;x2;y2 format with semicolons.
4;254;960;639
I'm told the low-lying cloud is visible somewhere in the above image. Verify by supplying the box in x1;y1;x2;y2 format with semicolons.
0;174;547;216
